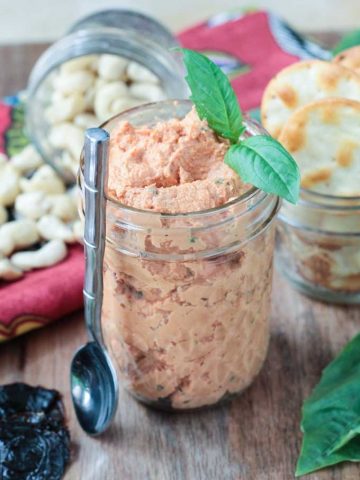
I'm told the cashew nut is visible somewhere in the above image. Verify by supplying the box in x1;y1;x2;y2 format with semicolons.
47;193;78;222
37;215;75;243
45;91;85;123
0;258;23;281
74;113;99;130
129;82;165;102
60;55;99;74
0;235;14;256
82;78;107;111
56;151;75;176
53;70;95;95
90;56;99;72
127;62;159;84
0;219;40;255
0;205;8;225
95;77;108;91
15;191;51;220
0;153;7;166
20;165;66;195
83;87;96;111
0;163;20;206
49;123;84;162
11;239;67;271
94;81;128;121
9;145;43;174
67;184;81;209
72;219;84;242
51;89;64;104
98;54;128;80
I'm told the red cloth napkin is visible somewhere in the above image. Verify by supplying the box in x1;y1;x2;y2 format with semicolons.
0;245;84;339
0;10;327;341
178;11;299;111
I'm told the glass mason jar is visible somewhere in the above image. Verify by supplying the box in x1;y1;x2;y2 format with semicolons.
79;100;280;410
277;189;360;304
26;9;187;182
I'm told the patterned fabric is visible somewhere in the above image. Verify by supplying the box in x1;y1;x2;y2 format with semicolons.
178;10;329;111
0;10;329;341
0;100;85;341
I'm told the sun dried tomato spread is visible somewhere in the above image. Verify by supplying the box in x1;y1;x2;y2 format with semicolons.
107;108;248;213
102;108;275;409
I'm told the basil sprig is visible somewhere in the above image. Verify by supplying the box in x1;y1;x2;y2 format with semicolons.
181;48;245;143
225;137;300;204
296;332;360;476
180;48;300;203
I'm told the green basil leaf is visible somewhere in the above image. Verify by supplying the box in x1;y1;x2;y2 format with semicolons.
296;333;360;477
180;48;244;143
224;135;300;203
333;29;360;55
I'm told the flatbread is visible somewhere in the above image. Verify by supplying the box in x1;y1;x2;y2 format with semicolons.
333;46;360;75
261;60;360;139
278;98;360;196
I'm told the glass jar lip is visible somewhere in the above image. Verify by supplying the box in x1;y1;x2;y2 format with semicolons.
68;9;176;46
90;99;269;218
106;183;261;218
297;186;360;210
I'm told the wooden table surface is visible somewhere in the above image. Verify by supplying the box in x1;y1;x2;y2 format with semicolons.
1;35;360;480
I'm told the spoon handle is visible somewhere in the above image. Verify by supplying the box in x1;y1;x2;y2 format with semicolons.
83;128;109;343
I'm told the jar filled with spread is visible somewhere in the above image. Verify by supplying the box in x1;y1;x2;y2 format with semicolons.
277;191;360;304
260;57;360;304
79;100;280;410
26;9;187;182
274;98;360;304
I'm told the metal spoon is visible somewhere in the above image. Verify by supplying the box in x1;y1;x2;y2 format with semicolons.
70;128;118;435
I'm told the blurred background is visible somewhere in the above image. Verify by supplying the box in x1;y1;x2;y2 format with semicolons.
0;0;359;43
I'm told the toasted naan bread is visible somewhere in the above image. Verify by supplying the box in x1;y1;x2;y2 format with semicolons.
333;46;360;75
261;60;360;139
279;98;360;196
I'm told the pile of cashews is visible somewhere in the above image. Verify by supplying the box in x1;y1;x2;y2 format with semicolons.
0;54;165;282
0;146;83;281
46;54;165;176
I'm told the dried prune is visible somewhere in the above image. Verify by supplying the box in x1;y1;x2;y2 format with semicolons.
0;383;70;480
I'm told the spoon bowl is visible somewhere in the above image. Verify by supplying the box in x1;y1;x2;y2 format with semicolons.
71;341;118;435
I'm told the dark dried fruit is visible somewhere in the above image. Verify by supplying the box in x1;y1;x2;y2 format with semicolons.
0;383;70;480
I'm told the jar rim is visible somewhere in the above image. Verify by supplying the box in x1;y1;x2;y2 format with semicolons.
106;183;261;218
68;9;176;46
297;186;360;211
83;99;270;219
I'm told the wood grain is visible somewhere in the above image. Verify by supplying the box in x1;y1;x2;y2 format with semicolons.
0;35;360;480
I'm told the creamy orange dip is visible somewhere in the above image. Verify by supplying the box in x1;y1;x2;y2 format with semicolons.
107;108;248;213
102;108;274;409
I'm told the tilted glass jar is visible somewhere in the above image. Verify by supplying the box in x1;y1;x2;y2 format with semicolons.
277;189;360;304
79;100;280;410
26;9;187;182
